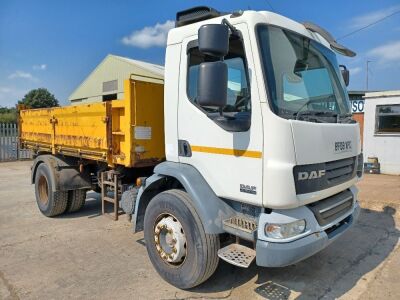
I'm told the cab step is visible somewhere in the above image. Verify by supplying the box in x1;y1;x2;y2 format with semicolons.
222;216;257;241
217;243;256;268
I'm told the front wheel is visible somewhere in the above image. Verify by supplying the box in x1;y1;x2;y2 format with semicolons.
144;189;220;289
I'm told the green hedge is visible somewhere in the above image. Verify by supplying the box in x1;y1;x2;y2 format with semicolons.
0;109;17;123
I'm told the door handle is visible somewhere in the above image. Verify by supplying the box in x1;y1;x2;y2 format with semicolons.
178;140;192;157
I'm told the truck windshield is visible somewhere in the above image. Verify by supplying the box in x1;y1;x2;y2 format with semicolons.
257;25;351;122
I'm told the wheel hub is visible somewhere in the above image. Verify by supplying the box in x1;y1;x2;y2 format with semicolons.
154;215;186;264
38;175;49;206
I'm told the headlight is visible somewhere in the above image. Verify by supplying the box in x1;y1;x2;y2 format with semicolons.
265;219;306;239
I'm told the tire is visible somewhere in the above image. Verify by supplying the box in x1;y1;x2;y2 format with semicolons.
144;189;220;289
34;163;68;217
66;189;87;213
120;188;138;215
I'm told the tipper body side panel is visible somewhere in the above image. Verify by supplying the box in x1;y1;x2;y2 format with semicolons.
19;79;165;167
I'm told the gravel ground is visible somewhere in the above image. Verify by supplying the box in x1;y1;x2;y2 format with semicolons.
0;160;399;300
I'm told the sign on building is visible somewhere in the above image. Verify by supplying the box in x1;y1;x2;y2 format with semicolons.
351;100;365;113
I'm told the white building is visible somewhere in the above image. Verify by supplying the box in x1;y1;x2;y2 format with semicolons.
363;91;400;175
69;54;164;104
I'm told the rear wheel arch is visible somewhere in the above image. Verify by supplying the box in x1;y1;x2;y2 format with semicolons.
31;154;92;191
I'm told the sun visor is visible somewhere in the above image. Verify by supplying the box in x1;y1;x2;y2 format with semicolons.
303;22;356;57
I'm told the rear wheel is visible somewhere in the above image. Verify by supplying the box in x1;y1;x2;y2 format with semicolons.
35;163;68;217
144;189;219;289
66;189;87;213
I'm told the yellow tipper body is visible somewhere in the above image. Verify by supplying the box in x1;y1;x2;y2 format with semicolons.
19;79;165;168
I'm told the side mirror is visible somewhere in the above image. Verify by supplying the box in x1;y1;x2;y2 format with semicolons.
198;24;229;57
197;61;227;107
339;65;350;86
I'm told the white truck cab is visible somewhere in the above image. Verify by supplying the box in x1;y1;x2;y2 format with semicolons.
134;6;362;289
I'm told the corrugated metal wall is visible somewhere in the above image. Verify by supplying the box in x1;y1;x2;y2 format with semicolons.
69;55;164;104
0;123;32;161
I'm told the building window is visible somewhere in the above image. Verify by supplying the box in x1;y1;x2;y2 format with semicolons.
102;93;117;101
375;104;400;134
71;98;87;103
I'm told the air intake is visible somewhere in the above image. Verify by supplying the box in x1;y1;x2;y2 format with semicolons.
176;6;222;27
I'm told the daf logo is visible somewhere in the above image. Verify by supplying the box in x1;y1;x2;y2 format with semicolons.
298;170;326;181
240;184;257;195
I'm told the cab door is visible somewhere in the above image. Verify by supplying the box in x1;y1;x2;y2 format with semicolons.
177;23;264;206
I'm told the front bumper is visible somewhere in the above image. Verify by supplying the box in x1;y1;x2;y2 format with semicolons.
255;192;360;267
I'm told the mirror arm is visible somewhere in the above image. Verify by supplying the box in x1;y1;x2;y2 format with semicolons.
222;18;240;38
339;64;350;86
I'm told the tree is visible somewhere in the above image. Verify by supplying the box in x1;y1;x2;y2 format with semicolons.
18;88;59;108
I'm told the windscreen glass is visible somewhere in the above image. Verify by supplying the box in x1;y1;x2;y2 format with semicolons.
257;25;351;122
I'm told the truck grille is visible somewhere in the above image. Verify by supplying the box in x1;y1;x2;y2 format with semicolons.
308;189;353;226
325;157;356;186
293;156;357;194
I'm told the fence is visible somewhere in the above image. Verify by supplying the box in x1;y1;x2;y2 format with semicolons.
0;123;32;161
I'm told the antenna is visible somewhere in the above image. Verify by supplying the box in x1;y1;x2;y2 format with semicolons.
366;60;372;91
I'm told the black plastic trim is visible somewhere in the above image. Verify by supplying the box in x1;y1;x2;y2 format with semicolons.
176;6;222;27
293;156;357;194
178;140;192;157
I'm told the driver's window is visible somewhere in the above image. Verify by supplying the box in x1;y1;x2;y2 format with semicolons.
187;38;251;114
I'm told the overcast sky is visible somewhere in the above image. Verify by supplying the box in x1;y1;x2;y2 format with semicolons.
1;0;399;107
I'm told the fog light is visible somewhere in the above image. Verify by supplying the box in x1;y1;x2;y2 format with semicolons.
265;219;306;239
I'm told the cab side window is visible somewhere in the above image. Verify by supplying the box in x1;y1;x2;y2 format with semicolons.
187;38;251;131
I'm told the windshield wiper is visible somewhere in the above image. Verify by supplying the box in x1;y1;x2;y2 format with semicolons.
294;110;339;123
293;95;335;120
295;111;356;124
338;113;356;123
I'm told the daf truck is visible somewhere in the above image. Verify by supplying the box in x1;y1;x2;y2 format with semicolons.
19;6;362;289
